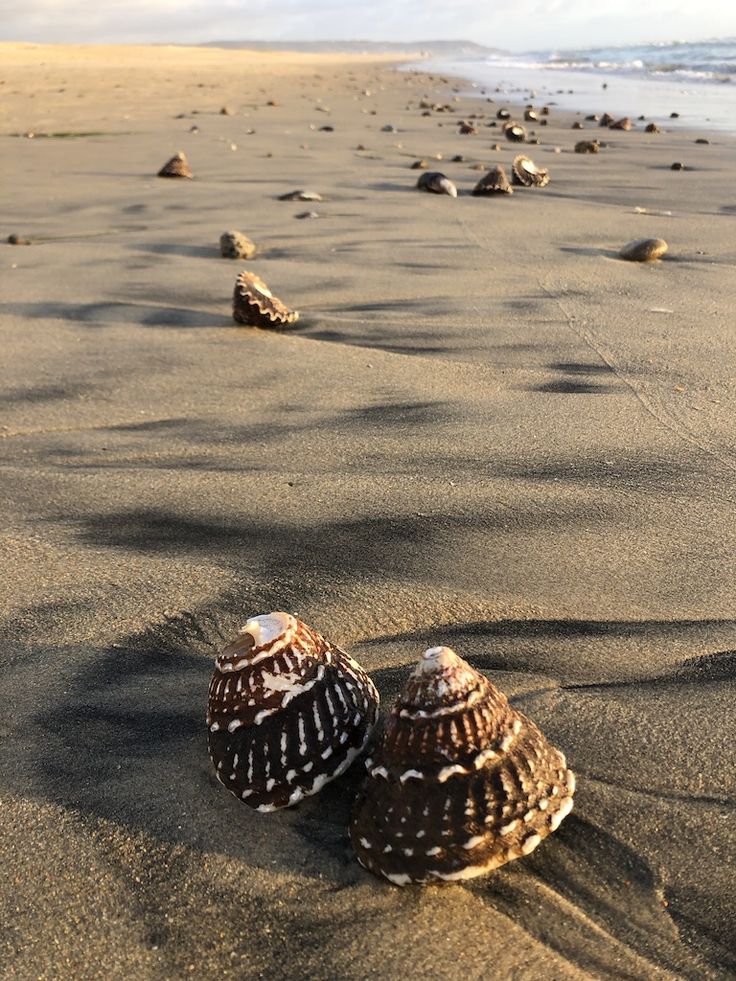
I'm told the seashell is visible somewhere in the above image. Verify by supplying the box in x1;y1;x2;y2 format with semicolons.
575;140;600;154
295;210;319;219
670;112;680;118
524;108;538;122
8;233;33;245
645;122;661;133
472;165;513;196
157;151;193;179
585;114;600;121
451;154;465;162
458;121;477;135
695;138;709;145
350;646;575;886
571;121;584;129
496;108;511;120
220;106;232;116
219;230;256;260
504;123;527;142
610;117;633;130
208;613;379;811
417;171;457;197
599;112;615;127
512;155;550;188
232;271;299;328
278;189;323;201
410;159;429;169
670;161;686;171
619;238;668;262
540;106;550;115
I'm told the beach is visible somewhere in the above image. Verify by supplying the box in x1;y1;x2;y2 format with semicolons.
0;42;735;979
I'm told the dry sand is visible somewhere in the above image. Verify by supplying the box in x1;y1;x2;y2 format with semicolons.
0;43;735;980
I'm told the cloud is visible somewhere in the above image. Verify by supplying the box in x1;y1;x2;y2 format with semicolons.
1;0;734;49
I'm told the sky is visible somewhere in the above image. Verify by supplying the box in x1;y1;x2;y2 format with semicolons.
2;0;735;52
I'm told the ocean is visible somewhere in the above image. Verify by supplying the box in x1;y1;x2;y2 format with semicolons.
404;40;736;132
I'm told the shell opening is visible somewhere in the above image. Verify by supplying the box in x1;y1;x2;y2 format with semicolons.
241;612;295;648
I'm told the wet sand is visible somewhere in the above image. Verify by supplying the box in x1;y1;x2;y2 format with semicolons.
1;43;735;980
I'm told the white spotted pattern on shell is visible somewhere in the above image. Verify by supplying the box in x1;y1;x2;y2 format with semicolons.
232;271;299;328
208;613;379;812
350;646;575;885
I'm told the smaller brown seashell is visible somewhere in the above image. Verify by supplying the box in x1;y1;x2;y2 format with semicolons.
610;117;633;130
619;238;668;262
233;271;299;328
524;108;538;122
695;138;710;145
600;113;615;127
585;114;600;122
451;154;465;162
410;159;428;169
540;106;550;116
220;231;257;260
670;161;686;171
645;123;661;133
7;234;33;245
157;151;193;179
575;140;600;154
504;123;527;142
417;171;457;197
512;155;550;188
220;106;232;115
458;121;477;135
472;165;513;196
572;121;584;130
670;112;680;118
350;646;575;886
496;108;511;120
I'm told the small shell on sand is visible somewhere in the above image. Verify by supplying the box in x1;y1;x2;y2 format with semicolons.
512;155;550;188
504;123;527;142
575;140;600;154
670;161;686;171
645;123;662;133
220;231;257;260
417;171;457;197
157;151;193;179
410;159;429;169
610;117;633;130
233;271;299;328
472;165;513;196
619;238;668;262
7;234;33;245
278;189;323;201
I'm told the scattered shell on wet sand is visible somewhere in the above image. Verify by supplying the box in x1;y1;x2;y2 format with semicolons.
619;238;669;262
575;140;600;154
219;231;257;260
278;189;323;201
416;171;458;197
512;155;550;188
232;271;300;328
472;165;513;196
157;151;193;179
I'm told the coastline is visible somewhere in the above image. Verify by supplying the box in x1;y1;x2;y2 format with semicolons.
1;44;735;980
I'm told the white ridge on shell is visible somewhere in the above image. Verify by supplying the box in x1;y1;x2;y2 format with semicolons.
415;646;459;674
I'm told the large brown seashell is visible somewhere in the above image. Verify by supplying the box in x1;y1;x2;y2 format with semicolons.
472;165;513;196
512;155;550;188
157;151;193;179
208;613;379;811
504;122;527;142
233;271;299;328
351;647;575;885
610;117;633;130
417;171;457;197
619;237;668;262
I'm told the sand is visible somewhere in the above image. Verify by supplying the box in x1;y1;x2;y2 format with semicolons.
0;43;735;980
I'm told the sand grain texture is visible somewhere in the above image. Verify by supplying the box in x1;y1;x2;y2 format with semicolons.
0;43;735;980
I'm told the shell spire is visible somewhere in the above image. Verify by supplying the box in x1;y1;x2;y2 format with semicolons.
232;271;299;328
350;646;575;886
208;613;379;811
